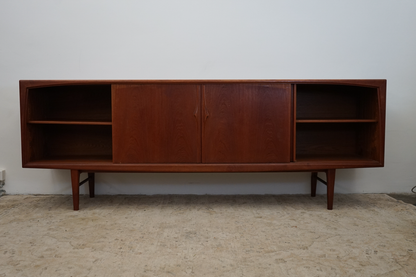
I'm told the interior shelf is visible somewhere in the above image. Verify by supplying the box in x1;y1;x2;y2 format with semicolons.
28;120;112;125
296;119;377;123
28;156;113;164
295;155;378;162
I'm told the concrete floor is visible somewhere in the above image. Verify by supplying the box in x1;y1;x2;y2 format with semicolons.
1;194;416;277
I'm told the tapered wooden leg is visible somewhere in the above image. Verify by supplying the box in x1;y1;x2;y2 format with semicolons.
71;169;80;211
88;172;95;198
311;172;318;197
326;169;336;210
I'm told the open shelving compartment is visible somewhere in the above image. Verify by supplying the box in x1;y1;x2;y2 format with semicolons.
24;84;113;164
295;84;381;162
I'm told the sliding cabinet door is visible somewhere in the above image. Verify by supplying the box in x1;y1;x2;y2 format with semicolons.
112;84;201;163
203;83;292;163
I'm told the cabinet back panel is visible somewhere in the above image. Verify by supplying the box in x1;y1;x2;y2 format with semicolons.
296;85;378;120
28;85;112;122
296;123;378;160
28;125;112;161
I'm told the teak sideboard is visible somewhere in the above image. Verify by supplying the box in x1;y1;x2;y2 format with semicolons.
19;80;386;210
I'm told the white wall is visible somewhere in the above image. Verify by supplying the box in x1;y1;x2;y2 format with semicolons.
1;0;416;195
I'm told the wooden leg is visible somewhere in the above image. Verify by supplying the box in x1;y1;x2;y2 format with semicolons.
88;172;95;198
326;169;336;210
311;172;318;197
71;169;80;211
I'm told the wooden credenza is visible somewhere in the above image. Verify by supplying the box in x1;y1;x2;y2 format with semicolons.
19;80;386;210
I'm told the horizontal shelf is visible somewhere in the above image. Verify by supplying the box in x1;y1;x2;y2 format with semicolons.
296;119;377;123
28;120;112;126
28;155;113;164
295;154;378;162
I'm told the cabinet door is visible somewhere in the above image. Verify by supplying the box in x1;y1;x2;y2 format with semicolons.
203;83;291;163
112;84;201;163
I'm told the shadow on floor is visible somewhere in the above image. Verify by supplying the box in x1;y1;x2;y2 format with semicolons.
388;193;416;205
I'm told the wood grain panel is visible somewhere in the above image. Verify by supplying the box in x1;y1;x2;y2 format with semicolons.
203;83;291;163
112;84;201;163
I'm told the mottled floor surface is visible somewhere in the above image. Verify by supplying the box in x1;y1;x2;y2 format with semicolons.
0;194;416;277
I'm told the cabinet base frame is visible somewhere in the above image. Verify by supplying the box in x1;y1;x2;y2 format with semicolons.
70;169;336;211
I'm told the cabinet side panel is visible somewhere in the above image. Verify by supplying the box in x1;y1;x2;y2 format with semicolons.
112;84;201;163
375;82;386;165
20;83;30;165
203;83;292;163
20;82;48;165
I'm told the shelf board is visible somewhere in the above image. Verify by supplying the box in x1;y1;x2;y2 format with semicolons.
295;154;378;162
296;119;377;123
28;155;113;164
28;120;112;126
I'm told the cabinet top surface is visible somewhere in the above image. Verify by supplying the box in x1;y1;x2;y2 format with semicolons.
20;79;386;88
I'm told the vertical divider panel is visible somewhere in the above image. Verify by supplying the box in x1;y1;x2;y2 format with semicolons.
199;85;204;163
292;84;297;162
111;84;116;164
201;84;206;163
